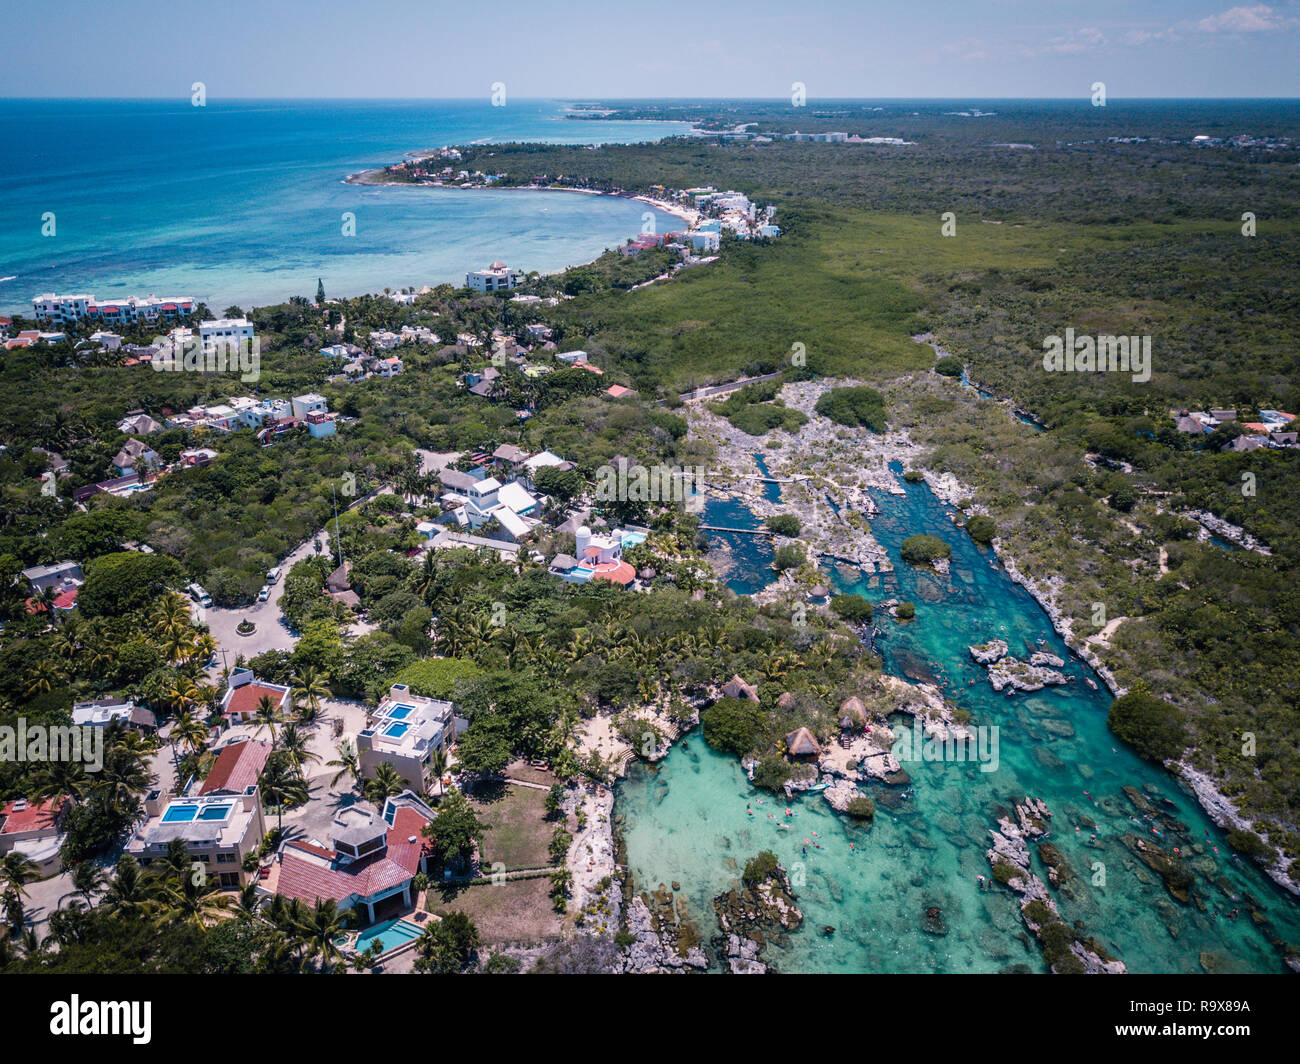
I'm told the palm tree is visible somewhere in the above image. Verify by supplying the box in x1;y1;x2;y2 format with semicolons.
236;882;262;920
277;723;320;780
165;674;201;717
90;747;149;817
252;695;283;746
0;852;40;900
156;872;230;929
100;856;156;921
33;760;91;804
296;899;347;970
362;763;405;805
290;667;331;724
171;709;210;756
23;658;65;697
69;861;107;906
428;747;449;798
260;754;309;833
327;742;360;791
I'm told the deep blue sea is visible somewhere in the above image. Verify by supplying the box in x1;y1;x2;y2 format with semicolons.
0;99;693;313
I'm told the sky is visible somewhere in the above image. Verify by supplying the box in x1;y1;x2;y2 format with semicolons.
2;0;1297;99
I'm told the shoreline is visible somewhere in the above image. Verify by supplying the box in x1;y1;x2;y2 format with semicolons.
345;167;699;228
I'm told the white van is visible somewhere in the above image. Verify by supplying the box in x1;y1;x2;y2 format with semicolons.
266;567;282;584
188;583;212;608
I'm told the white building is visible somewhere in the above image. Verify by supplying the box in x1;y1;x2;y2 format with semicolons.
466;261;524;292
291;393;328;419
200;318;255;354
357;684;455;794
32;292;195;325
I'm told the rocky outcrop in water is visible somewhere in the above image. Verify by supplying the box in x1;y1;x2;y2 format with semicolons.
985;655;1068;693
621;891;708;974
1029;650;1066;669
986;797;1127;975
969;639;1008;664
712;857;803;974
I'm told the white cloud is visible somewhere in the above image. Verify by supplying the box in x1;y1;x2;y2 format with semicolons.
1195;5;1292;33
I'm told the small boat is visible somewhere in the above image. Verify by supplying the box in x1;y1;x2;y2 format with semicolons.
821;925;835;937
809;783;829;793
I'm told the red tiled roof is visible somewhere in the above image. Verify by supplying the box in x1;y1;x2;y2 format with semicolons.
274;805;433;906
0;796;68;835
589;560;636;586
200;739;272;795
222;680;289;718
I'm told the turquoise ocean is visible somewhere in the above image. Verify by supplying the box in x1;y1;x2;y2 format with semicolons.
0;98;692;314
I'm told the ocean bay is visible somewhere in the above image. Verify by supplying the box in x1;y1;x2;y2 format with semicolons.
0;98;692;313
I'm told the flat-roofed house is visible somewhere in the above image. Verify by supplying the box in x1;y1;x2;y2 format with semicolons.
126;788;265;888
357;684;454;794
72;697;157;733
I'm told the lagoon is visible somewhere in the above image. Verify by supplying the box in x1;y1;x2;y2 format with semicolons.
621;464;1300;972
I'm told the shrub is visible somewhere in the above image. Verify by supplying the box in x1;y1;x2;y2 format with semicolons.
845;795;875;820
702;697;767;757
1108;689;1186;762
752;758;792;792
830;593;873;624
900;534;952;565
764;513;801;537
815;386;887;432
895;602;916;620
742;850;780;887
934;356;963;377
965;515;996;544
1226;828;1270;859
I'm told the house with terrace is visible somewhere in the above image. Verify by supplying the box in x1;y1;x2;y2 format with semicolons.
220;668;291;725
126;786;265;888
267;792;436;922
0;796;70;878
358;684;455;795
72;696;157;733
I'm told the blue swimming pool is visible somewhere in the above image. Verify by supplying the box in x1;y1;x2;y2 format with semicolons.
383;721;410;738
350;918;424;955
162;804;197;823
386;704;414;720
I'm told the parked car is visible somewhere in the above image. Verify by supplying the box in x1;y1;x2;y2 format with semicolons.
257;585;270;602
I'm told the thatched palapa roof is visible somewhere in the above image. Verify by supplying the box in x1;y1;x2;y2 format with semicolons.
785;727;821;758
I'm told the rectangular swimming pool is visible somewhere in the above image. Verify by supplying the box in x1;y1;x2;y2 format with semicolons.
162;804;197;823
349;918;424;956
385;704;414;720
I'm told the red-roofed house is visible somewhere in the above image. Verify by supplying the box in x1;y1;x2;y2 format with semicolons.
270;793;436;922
220;669;290;724
0;796;70;876
605;385;637;399
200;739;273;796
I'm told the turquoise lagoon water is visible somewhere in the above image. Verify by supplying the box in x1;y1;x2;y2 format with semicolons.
0;99;692;313
621;464;1300;972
